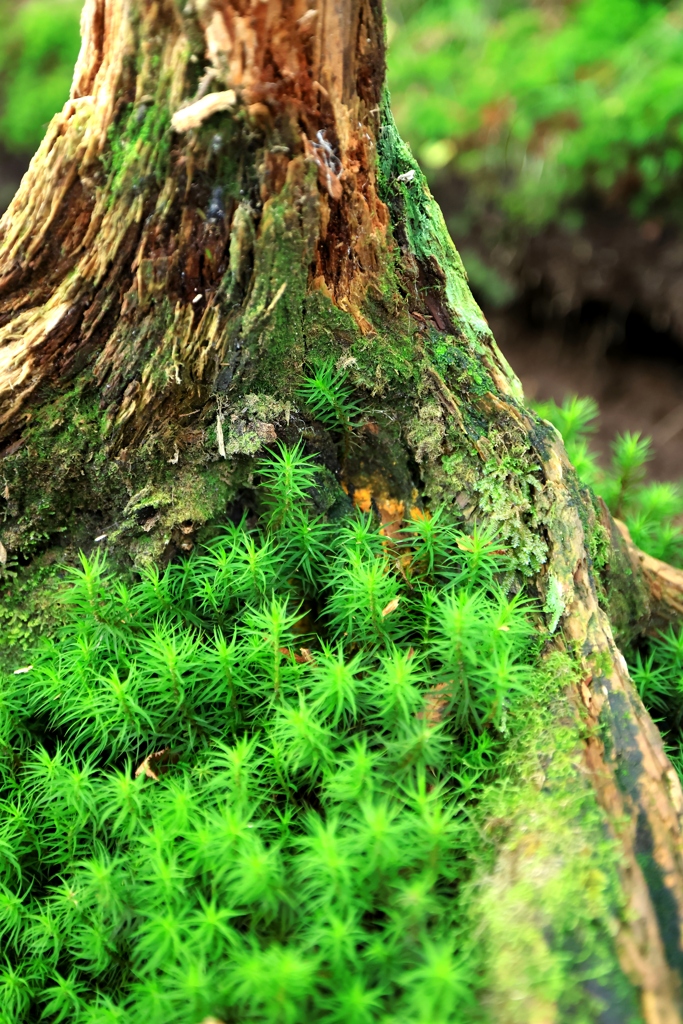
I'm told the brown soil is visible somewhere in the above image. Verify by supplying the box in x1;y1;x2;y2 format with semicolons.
489;303;683;483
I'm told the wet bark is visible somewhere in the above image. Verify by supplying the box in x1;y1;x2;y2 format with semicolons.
2;0;683;1019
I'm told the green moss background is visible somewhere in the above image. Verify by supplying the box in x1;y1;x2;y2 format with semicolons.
0;0;81;153
388;0;683;227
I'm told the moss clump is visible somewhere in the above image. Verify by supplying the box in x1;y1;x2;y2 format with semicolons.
415;419;549;579
0;553;67;670
405;399;447;466
302;290;363;360
426;334;496;400
1;381;116;559
103;99;172;204
235;158;320;396
0;440;552;1023
474;437;548;576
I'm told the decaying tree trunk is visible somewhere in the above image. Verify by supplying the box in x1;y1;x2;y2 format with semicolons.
2;0;683;1018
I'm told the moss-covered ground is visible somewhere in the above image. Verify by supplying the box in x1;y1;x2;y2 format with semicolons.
0;425;644;1023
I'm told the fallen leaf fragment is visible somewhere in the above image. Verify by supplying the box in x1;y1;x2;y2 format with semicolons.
280;647;315;665
580;675;593;711
419;681;451;726
381;597;400;618
135;748;179;781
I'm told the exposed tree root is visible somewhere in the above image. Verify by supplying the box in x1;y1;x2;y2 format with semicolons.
616;517;683;630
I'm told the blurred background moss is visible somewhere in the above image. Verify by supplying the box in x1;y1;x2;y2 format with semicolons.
388;0;683;229
2;0;683;479
0;0;81;209
0;0;81;151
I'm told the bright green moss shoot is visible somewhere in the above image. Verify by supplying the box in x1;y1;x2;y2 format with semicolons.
538;395;683;787
631;624;683;783
0;436;543;1023
536;394;683;566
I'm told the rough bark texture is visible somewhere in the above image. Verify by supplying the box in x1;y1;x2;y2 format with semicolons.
2;0;683;1019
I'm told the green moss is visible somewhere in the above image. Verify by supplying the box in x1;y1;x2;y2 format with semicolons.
355;302;417;392
302;290;362;358
0;0;81;154
473;435;548;576
469;652;643;1023
378;99;475;326
630;622;683;790
0;554;67;669
405;399;447;466
409;405;566;579
1;381;112;557
589;521;610;573
583;498;643;640
424;330;496;401
0;444;551;1020
216;394;291;460
198;116;252;202
117;465;236;567
376;95;525;405
388;0;683;231
0;371;244;575
303;287;418;400
238;160;316;385
537;395;683;567
0;376;644;1019
543;575;566;633
103;97;172;203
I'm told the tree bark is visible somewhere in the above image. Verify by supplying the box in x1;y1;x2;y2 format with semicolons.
2;0;683;1018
